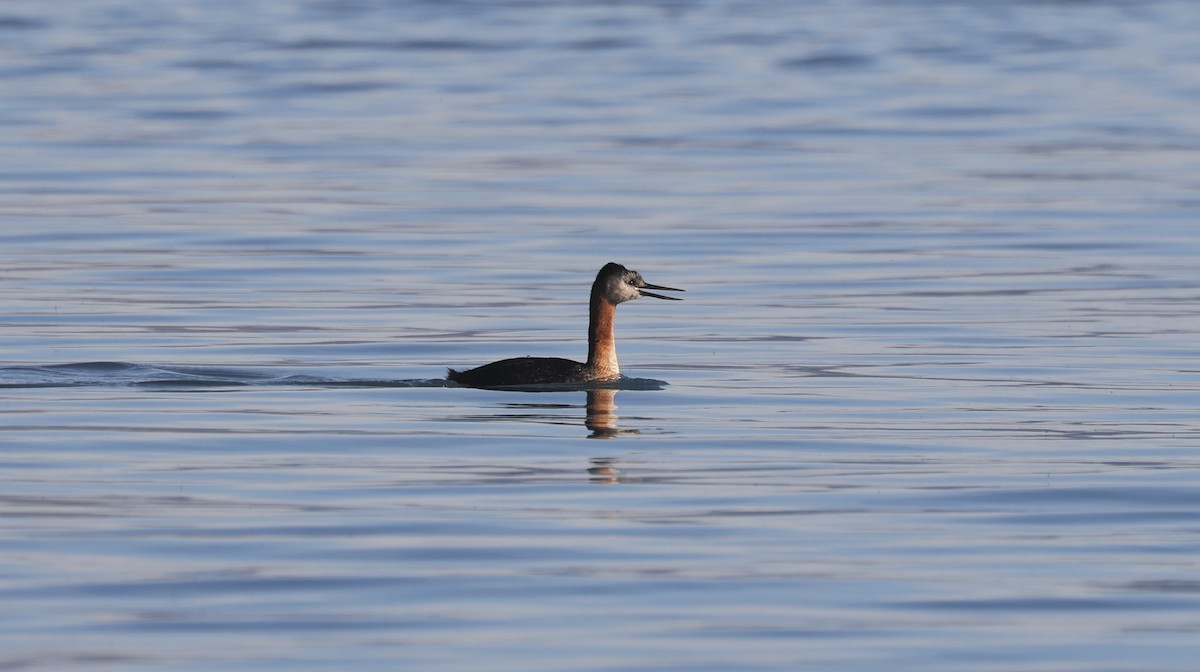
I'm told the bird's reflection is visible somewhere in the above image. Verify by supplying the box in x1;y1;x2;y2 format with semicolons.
475;388;644;438
585;389;636;482
457;387;645;481
587;456;622;484
585;388;630;439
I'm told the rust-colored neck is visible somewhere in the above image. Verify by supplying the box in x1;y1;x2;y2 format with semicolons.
586;292;619;380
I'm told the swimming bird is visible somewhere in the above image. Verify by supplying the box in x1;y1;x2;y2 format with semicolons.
447;262;682;388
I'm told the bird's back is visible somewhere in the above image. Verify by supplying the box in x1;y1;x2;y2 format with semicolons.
447;356;589;388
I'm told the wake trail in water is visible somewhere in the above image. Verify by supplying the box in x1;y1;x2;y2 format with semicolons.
0;362;452;390
0;362;667;391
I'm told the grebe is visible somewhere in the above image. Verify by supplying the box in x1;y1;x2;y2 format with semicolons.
447;262;682;388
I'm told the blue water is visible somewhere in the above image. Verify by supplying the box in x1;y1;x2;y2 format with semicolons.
4;1;1200;670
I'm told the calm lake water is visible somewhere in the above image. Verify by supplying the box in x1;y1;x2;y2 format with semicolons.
4;1;1200;670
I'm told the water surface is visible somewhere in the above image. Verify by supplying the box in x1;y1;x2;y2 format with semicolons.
3;1;1200;670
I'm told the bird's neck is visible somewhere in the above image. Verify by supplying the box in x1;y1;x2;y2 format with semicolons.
586;294;619;380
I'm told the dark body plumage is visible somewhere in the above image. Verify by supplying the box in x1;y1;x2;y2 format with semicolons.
447;357;588;387
447;263;682;389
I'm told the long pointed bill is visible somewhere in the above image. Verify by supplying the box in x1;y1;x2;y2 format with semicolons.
638;282;684;301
